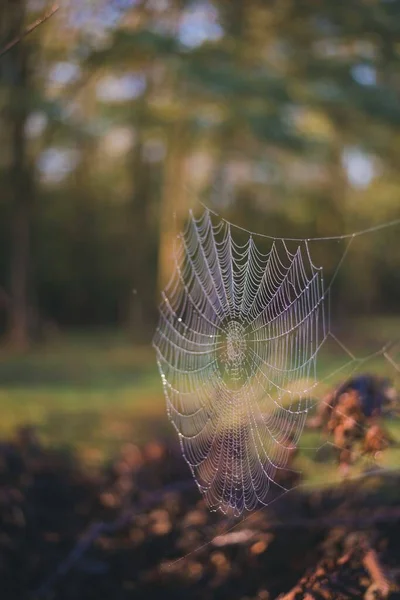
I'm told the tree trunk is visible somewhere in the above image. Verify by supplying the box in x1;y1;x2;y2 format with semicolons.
1;0;33;349
157;122;190;294
9;87;32;348
128;130;152;333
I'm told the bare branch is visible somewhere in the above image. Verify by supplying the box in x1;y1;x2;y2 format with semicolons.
363;549;391;597
0;3;59;58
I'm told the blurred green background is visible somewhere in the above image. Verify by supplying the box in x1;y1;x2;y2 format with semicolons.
0;0;399;471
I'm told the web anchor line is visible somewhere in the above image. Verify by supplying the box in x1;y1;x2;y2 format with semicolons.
199;200;400;242
153;207;400;517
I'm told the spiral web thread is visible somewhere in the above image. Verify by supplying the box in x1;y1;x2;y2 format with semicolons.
153;208;331;515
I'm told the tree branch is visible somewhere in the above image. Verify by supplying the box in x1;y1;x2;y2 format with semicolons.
0;3;59;58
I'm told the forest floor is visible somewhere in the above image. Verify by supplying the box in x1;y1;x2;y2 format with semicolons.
1;424;400;600
0;318;399;599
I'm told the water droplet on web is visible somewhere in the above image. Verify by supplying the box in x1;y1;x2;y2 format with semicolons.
153;207;328;515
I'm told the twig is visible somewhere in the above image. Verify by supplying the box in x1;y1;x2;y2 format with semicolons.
280;546;393;600
363;549;391;597
34;479;195;598
34;521;109;598
0;3;59;58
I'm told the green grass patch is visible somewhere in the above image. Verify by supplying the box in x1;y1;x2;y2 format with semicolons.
0;320;399;480
0;332;165;464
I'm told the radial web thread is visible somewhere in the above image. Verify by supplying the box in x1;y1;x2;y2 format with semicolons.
153;208;332;515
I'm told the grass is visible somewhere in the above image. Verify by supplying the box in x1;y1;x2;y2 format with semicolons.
0;331;166;466
0;319;399;481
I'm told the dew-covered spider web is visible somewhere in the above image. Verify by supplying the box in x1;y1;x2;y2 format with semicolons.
153;207;400;516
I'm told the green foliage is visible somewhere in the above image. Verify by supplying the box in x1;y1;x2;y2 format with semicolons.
88;29;181;67
0;0;399;340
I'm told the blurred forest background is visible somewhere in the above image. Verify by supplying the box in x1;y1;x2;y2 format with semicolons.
1;0;400;345
0;0;399;456
1;5;400;598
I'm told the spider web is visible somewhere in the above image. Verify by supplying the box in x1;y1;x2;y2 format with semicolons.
153;207;399;516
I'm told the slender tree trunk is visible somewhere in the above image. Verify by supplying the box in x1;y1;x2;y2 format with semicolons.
9;76;31;348
1;0;33;348
157;122;190;294
128;130;151;332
